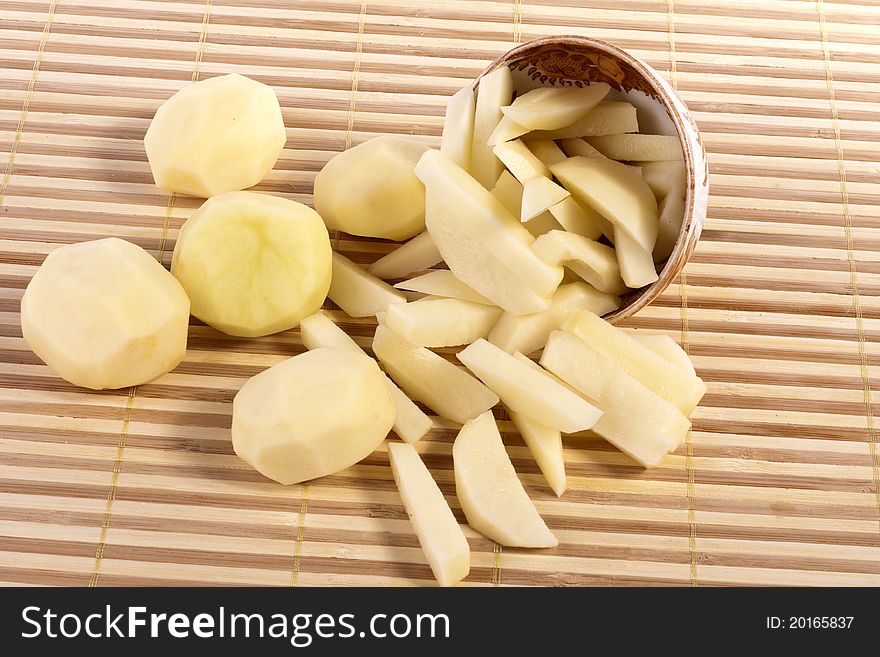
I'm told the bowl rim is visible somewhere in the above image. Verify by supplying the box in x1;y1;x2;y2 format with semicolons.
476;35;707;324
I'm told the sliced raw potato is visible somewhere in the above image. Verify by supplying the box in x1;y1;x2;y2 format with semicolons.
471;66;513;187
532;230;627;295
506;406;565;497
299;311;432;443
523;211;563;238
493;139;550;183
541;331;690;468
613;226;659;289
501;83;609;131
329;252;407;317
388;442;470;587
232;347;395;484
368;231;443;280
394;270;494;305
530;101;638;140
527;139;568;167
456;338;602;433
548;196;607;240
440;86;476;170
171;191;331;337
639;159;687;201
630;332;697;376
415;149;562;314
551;156;658;252
560;137;606;159
385;298;502;348
21;238;190;390
654;192;685;262
490;170;524;218
587;134;683;161
488;115;529;146
314;135;430;240
521;176;570;222
488;282;620;355
453;411;557;548
373;324;498;424
563;310;707;414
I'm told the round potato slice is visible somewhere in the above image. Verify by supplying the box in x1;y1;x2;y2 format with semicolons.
20;238;190;390
145;73;286;198
314;135;430;240
171;191;332;337
232;347;396;485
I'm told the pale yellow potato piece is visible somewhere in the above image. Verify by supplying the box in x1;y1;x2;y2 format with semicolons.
551;156;658;252
315;135;430;240
548;197;607;240
587;134;683;161
21;238;189;390
172;191;331;337
388;442;470;586
563;310;707;414
630;332;697;376
501;84;609;131
488;282;619;355
521;176;570;222
329;252;407;318
530;101;638;140
394;270;494;305
654;192;685;263
560;137;606;159
506;405;566;497
453;411;557;548
385;298;502;348
493;139;549;183
532;230;627;295
541;330;690;468
471;66;513;187
639;160;687;201
523;211;563;238
232;347;395;484
415;150;562;314
368;231;442;280
613;226;659;289
373;324;498;424
490;170;525;218
299;311;432;444
488;115;530;146
457;338;602;433
440;86;476;170
527;139;568;167
145;73;286;198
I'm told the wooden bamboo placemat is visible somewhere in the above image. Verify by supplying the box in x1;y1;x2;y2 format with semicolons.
1;0;879;587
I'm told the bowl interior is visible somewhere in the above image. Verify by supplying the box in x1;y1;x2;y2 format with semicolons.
478;36;708;323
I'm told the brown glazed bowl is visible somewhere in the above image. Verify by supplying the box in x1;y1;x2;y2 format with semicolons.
475;36;709;324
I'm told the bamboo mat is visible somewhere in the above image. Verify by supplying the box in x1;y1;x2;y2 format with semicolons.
0;0;879;587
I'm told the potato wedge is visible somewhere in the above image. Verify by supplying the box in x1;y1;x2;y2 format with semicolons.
639;159;687;201
527;139;568;167
493;139;550;183
501;84;609;131
530;101;638;140
440;87;476;170
488;115;530;146
329;252;407;317
523;211;563;238
385;298;502;347
532;230;627;295
630;332;697;376
587;134;682;161
548;197;607;240
654;192;685;262
521;176;570;222
506;405;566;497
559;137;606;159
471;67;513;187
613;226;659;289
394;270;494;305
368;231;443;280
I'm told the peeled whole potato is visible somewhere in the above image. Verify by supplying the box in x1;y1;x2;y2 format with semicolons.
171;191;331;337
144;73;286;197
314;135;430;240
20;238;190;390
232;347;396;485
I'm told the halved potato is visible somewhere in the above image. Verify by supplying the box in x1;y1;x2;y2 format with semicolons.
532;230;627;295
613;226;659;289
501;84;609;131
394;270;494;305
471;67;513;187
329;252;407;318
488;282;619;355
587;134;682;161
388;442;470;587
440;87;476;170
21;238;190;390
373;324;498;424
171;191;332;337
453;411;557;548
530;101;638;140
368;231;443;280
385;298;502;347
